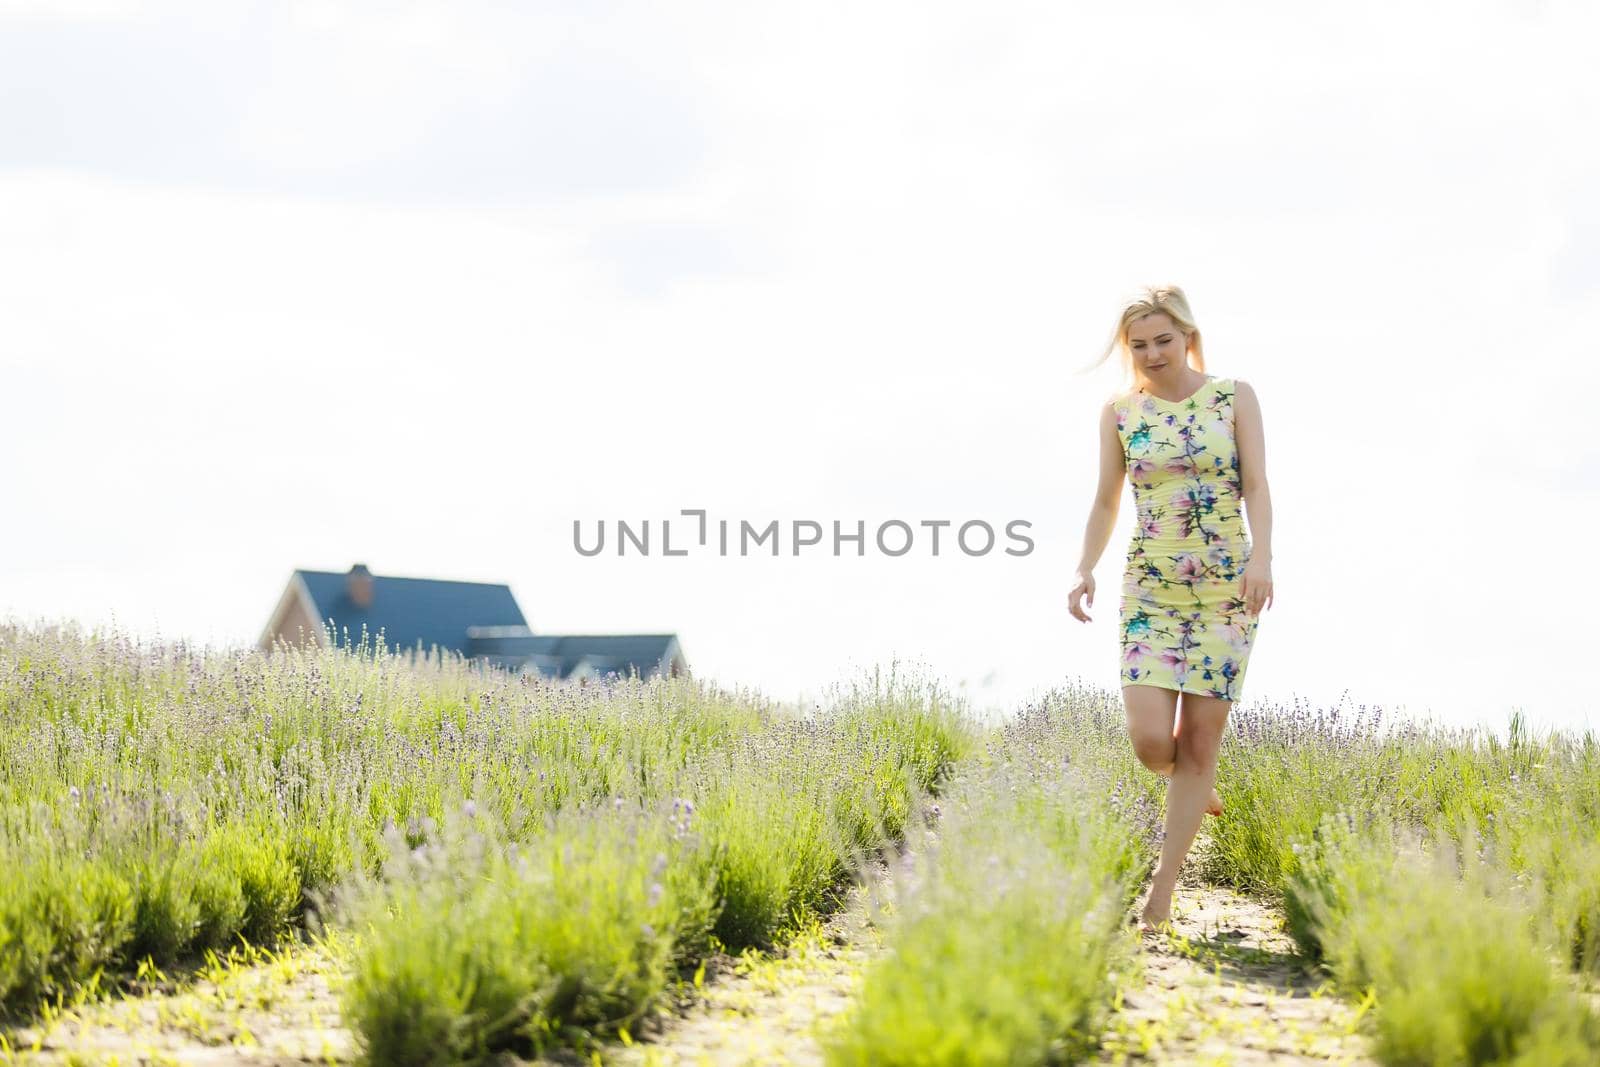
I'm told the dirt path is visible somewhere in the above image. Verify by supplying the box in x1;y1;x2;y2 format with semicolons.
608;856;889;1067
1097;865;1376;1066
2;935;355;1065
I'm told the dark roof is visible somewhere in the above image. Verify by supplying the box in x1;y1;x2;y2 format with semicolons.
467;631;680;680
296;569;527;657
286;567;683;678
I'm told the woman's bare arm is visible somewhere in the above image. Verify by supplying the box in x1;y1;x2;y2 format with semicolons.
1076;400;1125;575
1233;380;1273;563
1234;379;1275;615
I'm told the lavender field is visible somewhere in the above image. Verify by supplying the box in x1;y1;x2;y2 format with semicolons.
1;622;1598;1065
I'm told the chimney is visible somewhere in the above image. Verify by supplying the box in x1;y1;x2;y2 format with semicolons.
346;563;374;608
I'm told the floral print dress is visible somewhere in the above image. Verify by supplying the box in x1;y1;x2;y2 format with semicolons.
1114;376;1259;700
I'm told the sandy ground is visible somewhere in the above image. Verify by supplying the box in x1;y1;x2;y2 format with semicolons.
2;938;355;1065
1095;866;1376;1066
605;859;890;1067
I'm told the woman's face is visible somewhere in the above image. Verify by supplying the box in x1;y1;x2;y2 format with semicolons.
1126;312;1190;379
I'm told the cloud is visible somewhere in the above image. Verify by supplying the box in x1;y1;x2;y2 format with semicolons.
2;0;1598;733
0;2;712;203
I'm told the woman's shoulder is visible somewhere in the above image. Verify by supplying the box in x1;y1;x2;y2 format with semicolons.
1215;376;1259;406
1104;385;1142;410
1103;391;1135;425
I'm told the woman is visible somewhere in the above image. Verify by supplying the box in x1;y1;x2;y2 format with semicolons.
1067;285;1274;934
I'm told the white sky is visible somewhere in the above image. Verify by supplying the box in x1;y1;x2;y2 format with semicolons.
2;0;1597;737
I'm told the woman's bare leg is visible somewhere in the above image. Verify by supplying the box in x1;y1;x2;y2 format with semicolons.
1122;684;1178;772
1124;685;1222;814
1155;766;1223;816
1141;691;1232;926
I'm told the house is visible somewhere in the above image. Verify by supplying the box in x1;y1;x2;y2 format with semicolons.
259;563;688;682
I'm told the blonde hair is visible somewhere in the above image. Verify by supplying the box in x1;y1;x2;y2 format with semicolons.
1078;284;1208;397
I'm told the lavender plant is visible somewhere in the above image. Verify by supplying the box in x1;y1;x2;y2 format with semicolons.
820;686;1162;1066
0;619;977;1065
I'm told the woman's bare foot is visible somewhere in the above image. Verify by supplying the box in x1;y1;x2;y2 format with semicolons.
1137;905;1171;936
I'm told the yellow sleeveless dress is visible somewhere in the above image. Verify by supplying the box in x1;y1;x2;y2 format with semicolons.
1113;375;1259;701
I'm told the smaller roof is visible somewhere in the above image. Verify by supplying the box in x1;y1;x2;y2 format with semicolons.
466;630;680;680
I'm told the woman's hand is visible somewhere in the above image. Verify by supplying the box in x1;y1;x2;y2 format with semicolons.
1068;570;1096;622
1241;558;1274;615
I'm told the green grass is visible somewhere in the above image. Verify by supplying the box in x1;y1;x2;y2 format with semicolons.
7;620;1600;1065
819;691;1162;1066
1286;813;1600;1064
0;621;978;1067
1202;696;1600;1066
